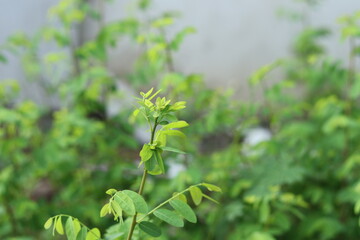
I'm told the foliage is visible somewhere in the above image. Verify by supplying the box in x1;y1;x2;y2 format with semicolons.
1;0;360;239
44;89;221;240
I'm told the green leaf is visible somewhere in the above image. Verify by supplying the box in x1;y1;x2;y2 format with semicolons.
140;144;153;162
161;130;186;138
76;227;87;240
111;200;123;221
202;183;222;192
157;132;167;147
164;120;189;129
138;221;162;237
173;192;187;203
123;190;148;214
190;186;203;205
106;189;117;195
148;89;162;101
153;209;184;227
73;220;81;237
154;149;165;174
145;155;162;175
55;216;64;235
65;217;76;240
170;199;197;223
100;203;110;217
130;109;140;123
114;192;136;216
162;147;186;154
44;217;53;229
144;88;154;98
86;228;101;240
169;101;186;111
202;194;219;204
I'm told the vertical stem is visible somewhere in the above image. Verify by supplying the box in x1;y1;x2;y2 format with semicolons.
126;170;147;240
138;170;148;196
126;118;158;240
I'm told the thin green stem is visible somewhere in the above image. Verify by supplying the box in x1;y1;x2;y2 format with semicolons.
126;117;158;240
138;170;148;195
150;117;158;143
126;170;147;240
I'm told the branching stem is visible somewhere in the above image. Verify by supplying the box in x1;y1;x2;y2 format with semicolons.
126;117;158;240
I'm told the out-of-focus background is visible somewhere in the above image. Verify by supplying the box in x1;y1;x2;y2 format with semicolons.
1;0;359;101
1;0;360;239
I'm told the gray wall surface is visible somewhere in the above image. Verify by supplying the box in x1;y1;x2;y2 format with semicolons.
1;0;359;102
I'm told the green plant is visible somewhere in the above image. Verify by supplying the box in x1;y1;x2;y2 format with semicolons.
221;9;360;240
44;88;221;240
0;0;201;238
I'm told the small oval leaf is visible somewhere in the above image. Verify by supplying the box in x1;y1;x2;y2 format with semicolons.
114;192;136;216
123;190;148;214
173;192;187;203
111;200;123;220
138;221;162;237
153;209;184;227
162;146;186;154
86;228;101;240
44;217;53;229
154;149;165;174
65;217;76;240
164;120;188;129
145;155;162;175
190;186;203;206
73;219;81;237
202;183;222;192
76;226;87;240
55;216;64;235
100;203;110;217
106;189;117;195
170;199;197;223
140;144;153;162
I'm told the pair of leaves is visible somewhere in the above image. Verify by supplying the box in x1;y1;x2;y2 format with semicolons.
101;190;148;220
190;184;222;205
139;144;164;174
44;215;101;240
144;149;164;175
139;183;222;238
140;143;186;161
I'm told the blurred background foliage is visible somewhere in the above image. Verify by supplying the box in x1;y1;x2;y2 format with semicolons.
0;0;360;239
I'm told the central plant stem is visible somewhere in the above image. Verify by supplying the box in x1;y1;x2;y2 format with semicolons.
126;117;158;240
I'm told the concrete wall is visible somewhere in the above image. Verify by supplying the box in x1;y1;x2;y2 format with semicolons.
105;0;360;99
0;0;59;104
1;0;360;102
